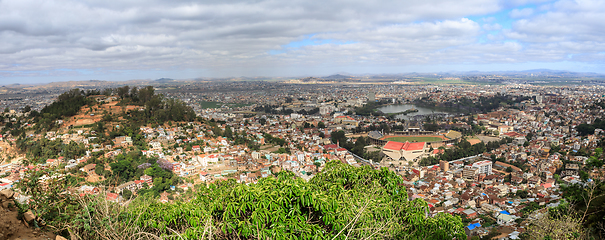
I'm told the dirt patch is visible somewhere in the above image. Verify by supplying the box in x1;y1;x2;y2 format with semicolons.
467;138;482;145
261;146;280;152
61;100;142;128
85;173;105;183
0;190;56;240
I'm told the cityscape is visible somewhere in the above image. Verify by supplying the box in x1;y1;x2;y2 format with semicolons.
2;0;605;239
1;75;605;239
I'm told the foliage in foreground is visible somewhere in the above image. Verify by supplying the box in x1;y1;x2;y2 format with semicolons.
19;161;466;239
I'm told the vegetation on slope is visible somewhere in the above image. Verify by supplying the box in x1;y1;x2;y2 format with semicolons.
34;89;96;132
16;161;466;240
12;86;195;163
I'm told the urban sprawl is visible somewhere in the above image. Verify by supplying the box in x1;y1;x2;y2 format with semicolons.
1;81;604;239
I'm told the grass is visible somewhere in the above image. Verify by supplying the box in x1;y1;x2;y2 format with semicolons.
384;136;443;143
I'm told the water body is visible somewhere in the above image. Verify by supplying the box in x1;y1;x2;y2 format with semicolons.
377;104;450;120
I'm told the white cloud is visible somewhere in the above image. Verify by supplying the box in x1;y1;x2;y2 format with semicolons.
509;8;534;18
0;0;603;81
483;23;502;31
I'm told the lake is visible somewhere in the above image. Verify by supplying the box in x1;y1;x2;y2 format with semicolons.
377;104;450;120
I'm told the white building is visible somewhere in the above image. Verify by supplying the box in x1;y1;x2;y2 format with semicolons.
472;160;492;175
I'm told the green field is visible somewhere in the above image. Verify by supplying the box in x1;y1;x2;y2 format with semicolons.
384;136;443;143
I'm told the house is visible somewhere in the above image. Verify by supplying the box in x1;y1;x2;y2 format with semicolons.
79;185;100;195
113;136;133;147
80;164;96;174
496;213;515;225
150;142;162;150
0;182;11;191
46;159;59;167
134;180;145;189
462;209;477;218
116;181;137;193
199;172;209;182
140;175;153;185
465;222;482;237
106;192;120;202
192;154;219;167
336;148;348;156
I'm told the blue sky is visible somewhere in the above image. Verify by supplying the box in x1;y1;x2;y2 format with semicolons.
0;0;604;84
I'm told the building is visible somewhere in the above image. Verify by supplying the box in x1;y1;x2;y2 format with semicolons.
140;175;153;185
106;192;120;202
80;164;96;174
113;136;133;147
496;213;515;225
463;165;479;181
334;116;358;126
382;141;426;163
319;105;336;115
440;160;449;172
472;160;492;175
116;181;137;193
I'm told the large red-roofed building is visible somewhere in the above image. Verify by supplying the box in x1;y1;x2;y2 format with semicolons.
382;141;427;163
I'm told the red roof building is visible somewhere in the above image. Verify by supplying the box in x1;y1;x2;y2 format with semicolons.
106;193;119;202
382;141;427;163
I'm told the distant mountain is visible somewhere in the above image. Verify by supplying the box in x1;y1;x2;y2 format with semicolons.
154;78;175;83
322;74;353;80
9;69;605;88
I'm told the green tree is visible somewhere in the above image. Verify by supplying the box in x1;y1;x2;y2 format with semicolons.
224;126;233;139
117;86;130;99
95;163;104;175
331;130;347;144
122;189;133;200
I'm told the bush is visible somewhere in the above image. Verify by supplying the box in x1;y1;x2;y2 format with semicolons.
17;161;466;240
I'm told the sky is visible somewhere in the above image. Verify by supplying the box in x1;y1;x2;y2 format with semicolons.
1;0;605;84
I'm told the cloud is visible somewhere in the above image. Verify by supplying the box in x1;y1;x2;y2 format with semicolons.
0;0;604;81
510;8;534;18
506;0;605;43
483;23;502;31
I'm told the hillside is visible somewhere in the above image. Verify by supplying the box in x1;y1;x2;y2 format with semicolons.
14;161;466;240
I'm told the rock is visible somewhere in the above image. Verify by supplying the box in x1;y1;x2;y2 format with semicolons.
24;210;36;222
56;235;68;240
1;200;9;209
0;189;14;199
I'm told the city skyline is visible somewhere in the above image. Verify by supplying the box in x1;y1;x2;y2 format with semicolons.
1;0;604;84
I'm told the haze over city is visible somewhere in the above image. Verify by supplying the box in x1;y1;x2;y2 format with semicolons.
1;0;604;84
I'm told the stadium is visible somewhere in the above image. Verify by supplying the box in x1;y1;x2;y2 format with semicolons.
368;129;462;165
368;129;461;148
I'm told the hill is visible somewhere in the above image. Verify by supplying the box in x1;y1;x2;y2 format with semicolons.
15;161;466;240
